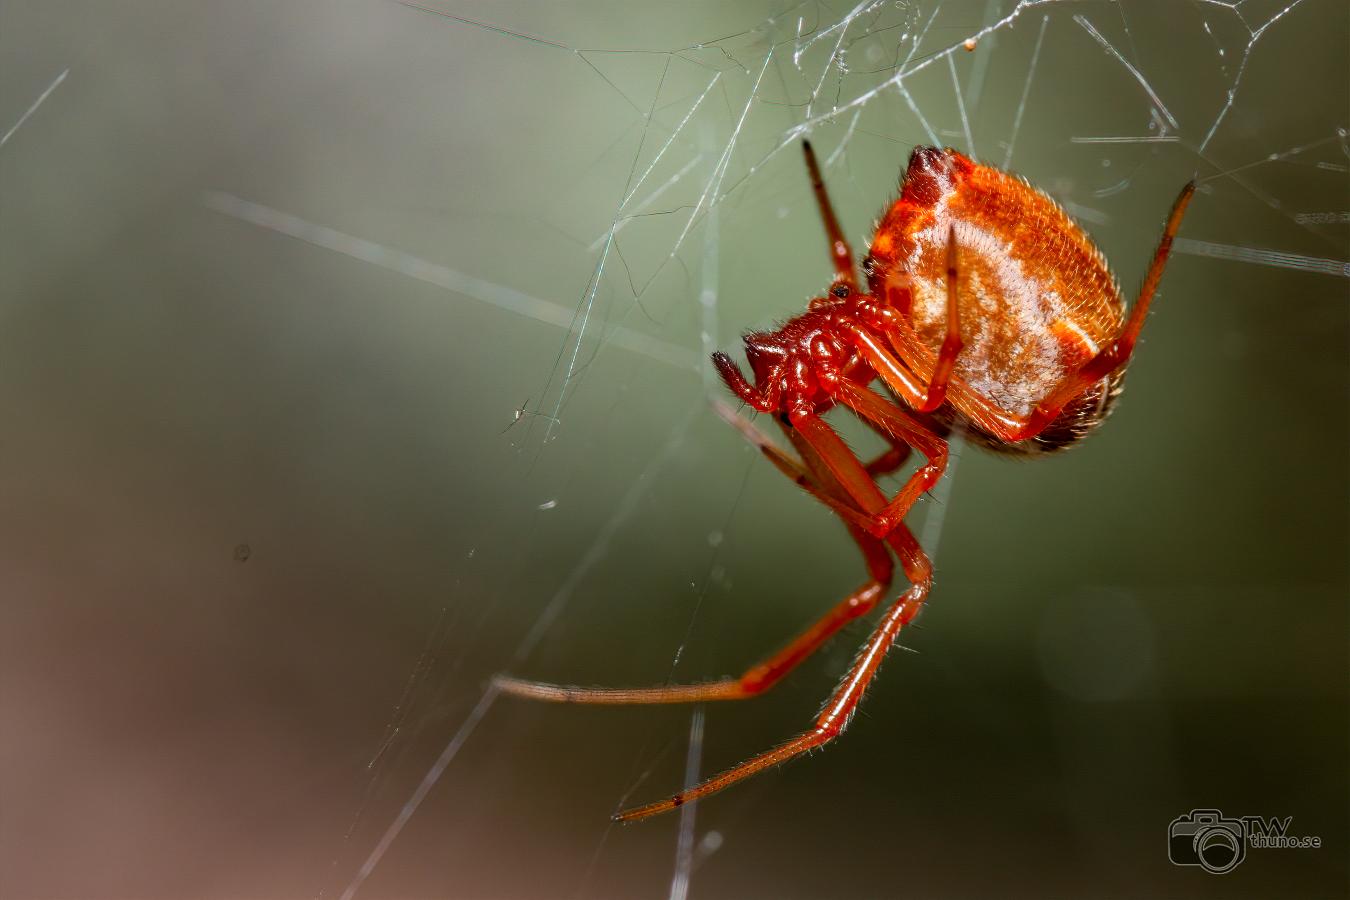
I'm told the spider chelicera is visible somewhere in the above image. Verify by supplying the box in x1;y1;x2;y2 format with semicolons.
497;141;1194;822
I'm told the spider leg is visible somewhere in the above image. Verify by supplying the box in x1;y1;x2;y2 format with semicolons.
494;535;890;706
1000;180;1195;442
802;140;856;290
864;437;910;477
847;224;964;413
712;352;779;413
618;483;934;825
494;417;895;706
848;400;914;477
791;382;948;543
711;399;902;529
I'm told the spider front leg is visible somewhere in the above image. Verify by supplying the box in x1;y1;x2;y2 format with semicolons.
619;529;932;822
794;380;949;544
617;411;934;822
852;398;916;477
711;399;909;525
493;433;895;706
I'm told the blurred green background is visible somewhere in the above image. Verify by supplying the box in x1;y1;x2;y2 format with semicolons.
1;2;1345;898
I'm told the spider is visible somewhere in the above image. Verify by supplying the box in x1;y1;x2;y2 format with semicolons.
496;141;1194;822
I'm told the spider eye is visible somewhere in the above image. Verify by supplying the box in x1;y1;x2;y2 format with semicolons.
831;284;850;298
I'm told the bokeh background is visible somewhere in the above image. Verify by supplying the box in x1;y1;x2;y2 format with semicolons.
1;2;1346;898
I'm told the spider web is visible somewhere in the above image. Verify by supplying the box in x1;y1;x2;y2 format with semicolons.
1;1;1344;898
288;2;1345;898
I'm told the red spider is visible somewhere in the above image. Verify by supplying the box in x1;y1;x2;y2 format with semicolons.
497;142;1194;822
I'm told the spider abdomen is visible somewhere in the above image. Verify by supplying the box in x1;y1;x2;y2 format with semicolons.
866;147;1128;451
